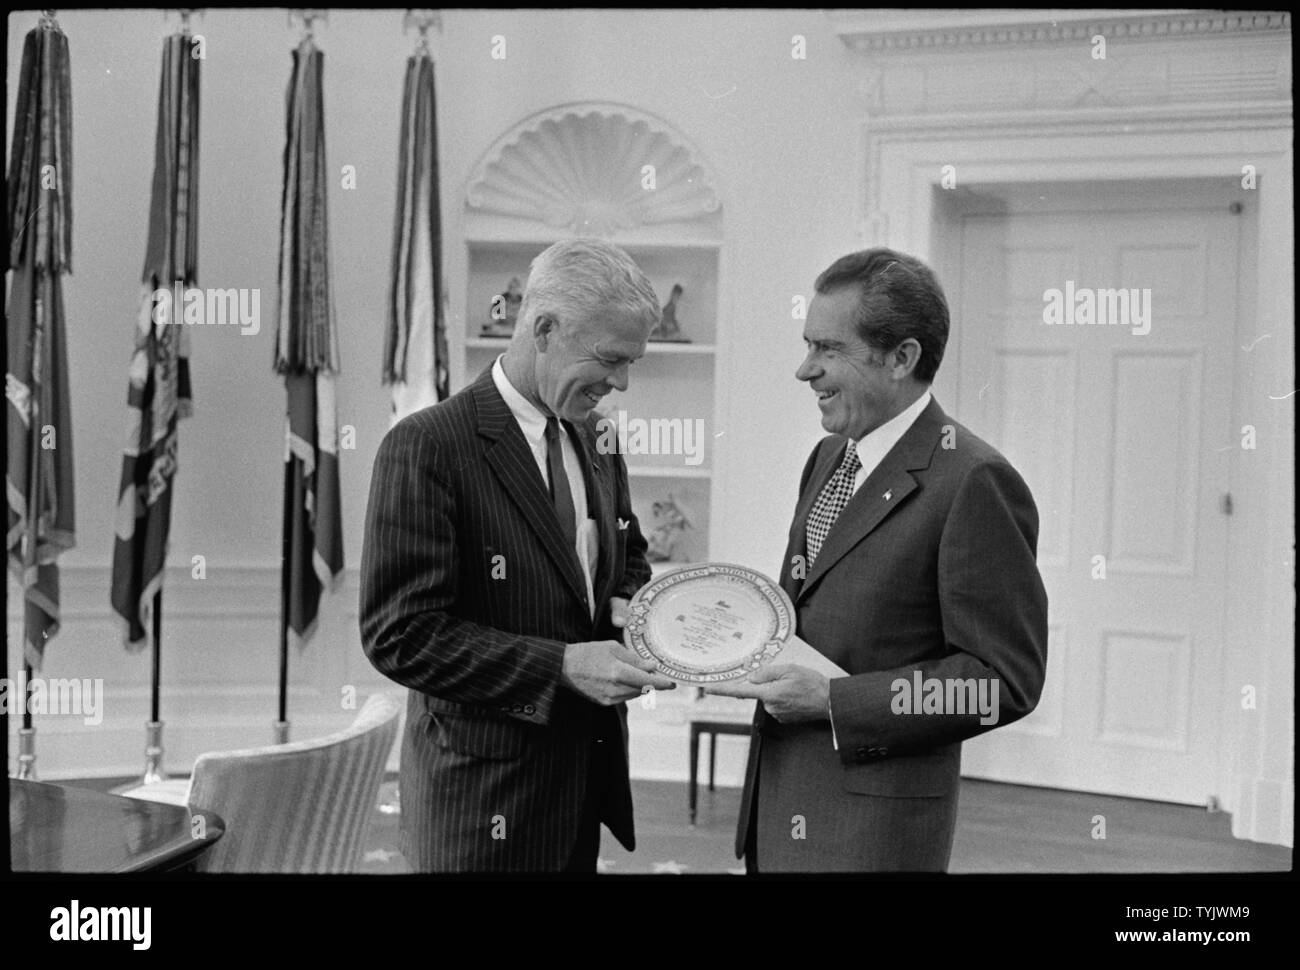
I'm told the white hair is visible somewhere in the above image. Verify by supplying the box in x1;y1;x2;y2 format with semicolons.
513;238;660;345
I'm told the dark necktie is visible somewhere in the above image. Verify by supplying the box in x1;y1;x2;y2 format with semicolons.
805;444;862;566
545;417;578;552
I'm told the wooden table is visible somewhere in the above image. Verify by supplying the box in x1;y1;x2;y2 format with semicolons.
9;778;224;872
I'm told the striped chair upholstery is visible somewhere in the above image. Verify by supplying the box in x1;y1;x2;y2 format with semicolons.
125;693;401;872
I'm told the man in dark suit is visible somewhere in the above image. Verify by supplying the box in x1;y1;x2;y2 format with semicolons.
360;238;675;873
717;248;1048;872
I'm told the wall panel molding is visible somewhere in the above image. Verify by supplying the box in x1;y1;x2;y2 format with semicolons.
836;8;1293;845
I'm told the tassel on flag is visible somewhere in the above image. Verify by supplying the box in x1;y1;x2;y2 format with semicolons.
111;31;198;653
6;18;76;672
275;34;344;656
383;48;448;422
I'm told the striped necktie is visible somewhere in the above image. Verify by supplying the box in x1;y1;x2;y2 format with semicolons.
805;444;862;566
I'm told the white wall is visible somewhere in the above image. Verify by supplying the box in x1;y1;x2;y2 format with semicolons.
5;8;856;783
10;11;1287;853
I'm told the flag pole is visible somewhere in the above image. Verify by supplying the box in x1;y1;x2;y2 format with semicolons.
10;16;75;781
274;30;344;744
275;470;291;744
17;410;39;779
17;662;37;779
151;590;161;721
18;283;47;782
141;588;165;784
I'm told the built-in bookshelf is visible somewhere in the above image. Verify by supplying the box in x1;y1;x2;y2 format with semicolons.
458;102;725;574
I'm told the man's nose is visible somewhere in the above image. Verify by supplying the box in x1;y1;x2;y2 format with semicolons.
608;361;630;392
795;354;818;382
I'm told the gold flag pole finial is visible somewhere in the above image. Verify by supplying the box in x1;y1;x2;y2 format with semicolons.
404;9;442;56
290;8;328;45
168;9;203;36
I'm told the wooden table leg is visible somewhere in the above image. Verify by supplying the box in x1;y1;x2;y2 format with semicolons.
689;723;700;826
708;730;718;792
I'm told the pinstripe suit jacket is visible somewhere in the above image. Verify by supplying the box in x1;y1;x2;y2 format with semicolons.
735;398;1048;871
360;368;652;872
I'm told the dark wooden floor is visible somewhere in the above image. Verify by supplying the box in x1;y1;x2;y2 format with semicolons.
946;779;1290;873
64;774;1290;874
598;777;1292;874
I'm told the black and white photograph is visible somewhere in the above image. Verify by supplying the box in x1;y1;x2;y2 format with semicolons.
3;4;1294;947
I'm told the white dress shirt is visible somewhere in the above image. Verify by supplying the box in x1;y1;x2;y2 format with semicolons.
849;389;932;493
491;356;596;616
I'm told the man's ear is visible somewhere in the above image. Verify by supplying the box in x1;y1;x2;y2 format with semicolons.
532;313;557;351
890;338;923;381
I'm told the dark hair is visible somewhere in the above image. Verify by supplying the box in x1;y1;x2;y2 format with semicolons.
814;248;949;383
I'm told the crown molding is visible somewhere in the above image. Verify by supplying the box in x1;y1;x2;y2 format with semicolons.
829;9;1291;52
833;10;1291;118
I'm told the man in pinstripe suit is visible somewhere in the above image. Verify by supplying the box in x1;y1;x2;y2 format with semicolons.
360;239;675;873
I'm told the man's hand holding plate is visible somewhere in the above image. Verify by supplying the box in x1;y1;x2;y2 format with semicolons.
562;640;676;706
704;663;831;723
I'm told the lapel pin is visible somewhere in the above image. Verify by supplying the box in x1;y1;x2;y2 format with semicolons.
883;490;892;501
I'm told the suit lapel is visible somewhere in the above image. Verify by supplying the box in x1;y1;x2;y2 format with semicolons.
798;398;947;604
781;439;842;602
472;371;590;611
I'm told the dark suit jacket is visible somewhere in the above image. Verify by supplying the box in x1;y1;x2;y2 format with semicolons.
735;396;1048;871
359;368;651;872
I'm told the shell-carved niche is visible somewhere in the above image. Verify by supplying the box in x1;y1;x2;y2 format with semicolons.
466;102;721;235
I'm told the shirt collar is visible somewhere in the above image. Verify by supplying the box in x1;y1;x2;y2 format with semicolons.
851;388;932;467
492;355;549;446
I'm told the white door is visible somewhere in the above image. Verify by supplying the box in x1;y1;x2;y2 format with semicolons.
950;180;1247;805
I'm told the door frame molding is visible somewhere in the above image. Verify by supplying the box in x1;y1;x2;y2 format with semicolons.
840;12;1293;846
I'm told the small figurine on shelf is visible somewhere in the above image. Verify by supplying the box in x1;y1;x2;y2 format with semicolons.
482;276;523;338
645;493;693;562
649;283;690;342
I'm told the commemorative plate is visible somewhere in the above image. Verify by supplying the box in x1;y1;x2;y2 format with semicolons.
623;562;795;684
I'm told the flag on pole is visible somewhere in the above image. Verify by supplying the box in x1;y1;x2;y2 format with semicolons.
275;37;343;646
110;32;198;650
6;19;75;670
383;50;448;423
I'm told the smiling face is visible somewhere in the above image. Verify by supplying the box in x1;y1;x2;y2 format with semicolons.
797;286;900;439
534;310;652;422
